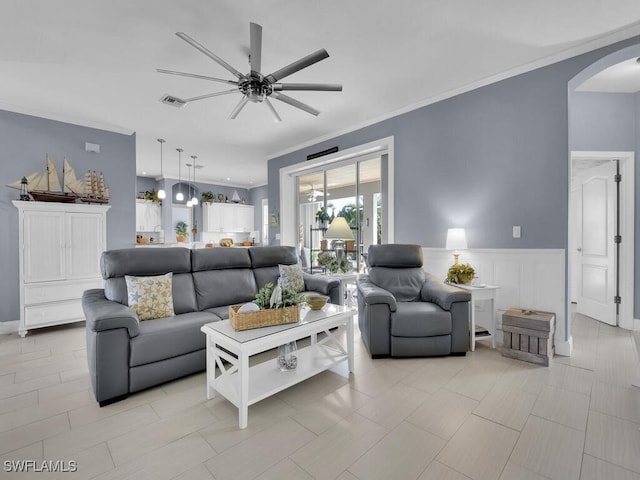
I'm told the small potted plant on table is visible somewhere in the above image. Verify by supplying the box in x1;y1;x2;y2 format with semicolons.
175;221;188;242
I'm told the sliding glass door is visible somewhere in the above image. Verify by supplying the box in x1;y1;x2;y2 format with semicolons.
296;155;382;273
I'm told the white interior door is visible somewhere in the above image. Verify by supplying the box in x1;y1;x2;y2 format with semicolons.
576;161;617;325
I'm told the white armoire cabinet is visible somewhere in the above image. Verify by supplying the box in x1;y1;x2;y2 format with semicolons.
13;201;110;336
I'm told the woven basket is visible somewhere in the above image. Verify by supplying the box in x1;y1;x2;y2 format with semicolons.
229;304;300;331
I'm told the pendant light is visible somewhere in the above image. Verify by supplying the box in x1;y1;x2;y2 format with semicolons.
186;162;193;208
190;155;199;206
156;138;166;199
175;148;184;202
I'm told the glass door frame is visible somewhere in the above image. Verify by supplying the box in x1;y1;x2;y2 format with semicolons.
279;136;394;249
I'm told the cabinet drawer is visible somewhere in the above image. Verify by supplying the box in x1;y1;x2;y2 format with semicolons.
24;279;103;305
25;300;85;327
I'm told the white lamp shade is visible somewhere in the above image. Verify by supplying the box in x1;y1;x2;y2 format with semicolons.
186;199;193;208
446;228;467;250
176;191;184;202
157;189;166;200
191;196;199;206
324;217;355;240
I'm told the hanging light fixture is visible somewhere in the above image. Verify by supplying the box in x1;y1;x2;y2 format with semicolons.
191;155;199;206
157;139;166;200
186;161;193;208
175;148;184;201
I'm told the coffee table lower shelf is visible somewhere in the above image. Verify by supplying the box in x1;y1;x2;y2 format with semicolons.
214;343;348;408
201;305;354;429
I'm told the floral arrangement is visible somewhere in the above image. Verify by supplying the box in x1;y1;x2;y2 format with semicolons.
253;282;304;309
201;191;215;203
317;251;353;274
446;263;475;284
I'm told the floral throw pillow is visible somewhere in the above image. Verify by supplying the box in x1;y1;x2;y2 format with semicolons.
125;273;175;321
279;264;305;293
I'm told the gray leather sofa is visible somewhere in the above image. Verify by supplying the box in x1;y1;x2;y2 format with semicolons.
82;246;340;406
357;244;471;358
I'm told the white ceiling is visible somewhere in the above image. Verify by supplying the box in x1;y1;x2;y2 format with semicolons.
2;1;640;187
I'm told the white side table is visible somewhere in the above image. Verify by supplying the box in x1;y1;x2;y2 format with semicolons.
330;273;359;306
455;284;500;351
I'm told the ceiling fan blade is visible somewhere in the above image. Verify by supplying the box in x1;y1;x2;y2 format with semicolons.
229;96;250;119
272;83;342;92
249;22;262;77
184;89;239;103
271;92;320;116
157;69;239;85
264;49;330;83
264;97;282;123
176;32;245;80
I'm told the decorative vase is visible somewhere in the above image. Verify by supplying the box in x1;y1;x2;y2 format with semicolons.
176;235;185;243
277;341;298;371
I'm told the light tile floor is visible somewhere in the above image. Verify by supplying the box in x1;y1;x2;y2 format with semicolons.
1;311;639;480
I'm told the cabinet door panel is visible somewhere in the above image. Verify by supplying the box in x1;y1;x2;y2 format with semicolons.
67;213;104;279
23;211;65;283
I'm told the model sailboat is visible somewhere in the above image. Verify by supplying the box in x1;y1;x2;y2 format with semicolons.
7;157;78;202
7;157;110;204
79;170;110;204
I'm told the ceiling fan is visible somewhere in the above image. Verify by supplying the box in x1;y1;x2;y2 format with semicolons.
307;184;329;202
157;22;342;121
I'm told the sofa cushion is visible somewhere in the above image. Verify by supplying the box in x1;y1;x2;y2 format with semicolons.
129;311;220;367
369;267;425;302
279;263;304;292
125;273;175;321
203;305;232;320
249;246;298;267
193;269;258;310
390;302;451;337
192;248;251;271
102;247;191;279
368;244;423;268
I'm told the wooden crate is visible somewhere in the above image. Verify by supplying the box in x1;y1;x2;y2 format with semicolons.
502;308;555;366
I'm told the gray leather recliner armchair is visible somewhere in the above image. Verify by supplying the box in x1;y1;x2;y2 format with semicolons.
357;244;471;358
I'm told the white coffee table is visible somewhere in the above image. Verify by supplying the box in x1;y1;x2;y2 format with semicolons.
200;304;355;429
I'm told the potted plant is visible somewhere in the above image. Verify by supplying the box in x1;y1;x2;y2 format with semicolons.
201;191;215;204
175;221;188;242
446;263;475;284
315;207;331;228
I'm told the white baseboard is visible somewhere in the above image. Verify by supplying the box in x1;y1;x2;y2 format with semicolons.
0;320;19;335
554;337;573;357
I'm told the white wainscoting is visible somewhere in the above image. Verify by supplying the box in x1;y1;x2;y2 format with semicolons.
423;248;570;356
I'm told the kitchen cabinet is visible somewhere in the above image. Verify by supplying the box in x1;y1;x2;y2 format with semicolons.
203;203;254;233
135;199;162;232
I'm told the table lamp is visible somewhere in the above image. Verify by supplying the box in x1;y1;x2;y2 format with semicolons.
324;216;355;269
446;228;467;265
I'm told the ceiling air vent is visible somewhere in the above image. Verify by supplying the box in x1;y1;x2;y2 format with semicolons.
160;94;186;108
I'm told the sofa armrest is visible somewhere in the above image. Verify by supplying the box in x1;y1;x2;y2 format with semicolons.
420;273;471;310
302;272;341;304
357;276;397;312
82;289;140;338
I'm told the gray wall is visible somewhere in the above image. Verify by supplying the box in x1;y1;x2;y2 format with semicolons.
569;92;636;151
268;36;640;322
569;91;640;316
0;109;136;322
249;184;268;243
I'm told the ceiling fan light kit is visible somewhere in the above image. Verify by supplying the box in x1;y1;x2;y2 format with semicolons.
158;22;342;121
